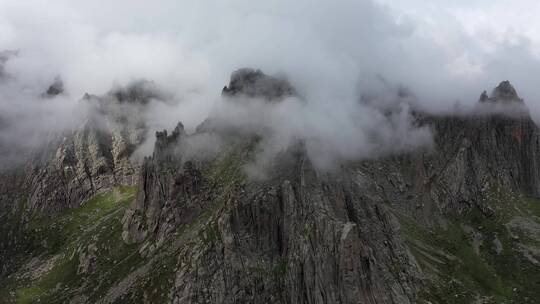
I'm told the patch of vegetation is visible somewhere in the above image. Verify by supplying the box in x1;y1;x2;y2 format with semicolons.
524;197;540;218
112;145;256;303
203;144;248;188
27;186;137;251
401;188;540;304
245;258;288;281
272;259;288;278
196;140;253;241
199;220;221;245
0;186;141;304
121;248;178;304
1;139;261;304
401;216;496;304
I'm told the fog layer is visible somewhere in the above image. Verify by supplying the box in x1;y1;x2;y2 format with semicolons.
0;0;539;168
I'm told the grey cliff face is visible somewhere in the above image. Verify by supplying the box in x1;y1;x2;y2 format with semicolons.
0;82;155;276
22;83;155;216
119;78;540;303
122;132;421;303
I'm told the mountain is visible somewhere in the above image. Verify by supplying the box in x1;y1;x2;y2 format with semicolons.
0;81;157;276
1;70;540;304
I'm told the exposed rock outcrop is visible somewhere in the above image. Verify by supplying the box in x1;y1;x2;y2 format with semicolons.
0;80;162;276
120;77;540;303
122;130;421;303
122;122;202;246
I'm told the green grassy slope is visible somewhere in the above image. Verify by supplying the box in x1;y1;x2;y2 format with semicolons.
0;187;141;304
400;187;540;304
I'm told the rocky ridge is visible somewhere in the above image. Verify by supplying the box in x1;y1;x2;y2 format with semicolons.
0;80;160;277
1;70;540;303
119;72;540;303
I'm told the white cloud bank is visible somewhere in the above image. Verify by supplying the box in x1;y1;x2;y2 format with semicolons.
0;0;539;168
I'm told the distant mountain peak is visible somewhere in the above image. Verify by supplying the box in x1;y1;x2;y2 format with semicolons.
109;79;168;105
492;80;521;101
41;76;64;98
480;80;523;104
222;68;296;101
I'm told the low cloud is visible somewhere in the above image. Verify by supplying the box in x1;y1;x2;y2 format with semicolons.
0;0;539;170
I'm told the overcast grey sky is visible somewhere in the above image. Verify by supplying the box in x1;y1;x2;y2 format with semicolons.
1;0;538;106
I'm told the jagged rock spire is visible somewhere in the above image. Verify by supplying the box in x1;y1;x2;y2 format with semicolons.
153;121;185;159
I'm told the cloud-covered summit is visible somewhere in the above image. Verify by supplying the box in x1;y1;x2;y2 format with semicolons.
0;0;539;168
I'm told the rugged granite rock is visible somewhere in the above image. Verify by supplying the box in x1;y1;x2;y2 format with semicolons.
2;75;540;304
6;81;155;216
118;78;540;303
0;81;158;277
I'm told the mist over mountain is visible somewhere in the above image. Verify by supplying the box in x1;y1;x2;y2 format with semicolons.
1;0;540;143
1;1;540;304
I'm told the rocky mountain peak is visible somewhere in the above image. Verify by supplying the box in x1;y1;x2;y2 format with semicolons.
109;80;166;105
479;80;523;104
492;80;520;101
41;77;64;98
222;68;296;101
